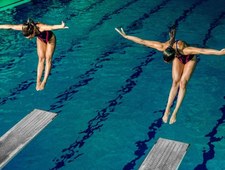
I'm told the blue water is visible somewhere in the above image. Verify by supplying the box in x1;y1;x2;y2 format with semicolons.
0;0;225;169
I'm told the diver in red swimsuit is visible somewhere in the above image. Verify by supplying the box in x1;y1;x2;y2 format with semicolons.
115;27;225;124
0;19;68;91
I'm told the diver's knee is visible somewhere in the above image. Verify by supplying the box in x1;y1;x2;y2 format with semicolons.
46;57;52;64
172;79;180;87
179;80;188;90
38;57;45;63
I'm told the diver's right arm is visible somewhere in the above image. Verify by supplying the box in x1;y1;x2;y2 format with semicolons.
0;24;22;30
115;28;165;51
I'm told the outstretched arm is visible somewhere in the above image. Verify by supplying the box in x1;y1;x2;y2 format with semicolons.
37;21;69;32
115;28;166;51
0;24;22;30
183;46;225;56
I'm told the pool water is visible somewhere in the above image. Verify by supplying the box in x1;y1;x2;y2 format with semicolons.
0;0;225;169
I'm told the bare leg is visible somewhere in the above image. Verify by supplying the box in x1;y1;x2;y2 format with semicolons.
39;36;56;90
169;57;196;124
36;36;55;91
36;38;46;91
162;58;183;123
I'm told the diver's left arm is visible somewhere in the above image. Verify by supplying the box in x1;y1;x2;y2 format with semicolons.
183;47;225;55
38;21;69;31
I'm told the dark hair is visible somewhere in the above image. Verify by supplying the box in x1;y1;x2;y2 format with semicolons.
163;46;175;63
22;19;35;37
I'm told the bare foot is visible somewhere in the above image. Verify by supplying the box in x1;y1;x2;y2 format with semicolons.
36;81;46;91
169;114;176;124
36;82;41;91
162;111;170;123
39;82;46;91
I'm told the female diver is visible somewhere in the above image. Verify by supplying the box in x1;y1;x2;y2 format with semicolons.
115;27;225;124
0;19;68;91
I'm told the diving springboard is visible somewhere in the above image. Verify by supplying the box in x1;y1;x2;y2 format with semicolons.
0;109;57;169
139;138;189;170
0;0;30;12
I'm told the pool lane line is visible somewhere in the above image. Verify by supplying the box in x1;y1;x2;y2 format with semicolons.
0;58;19;71
0;55;67;106
193;11;225;170
65;0;106;21
64;0;149;53
123;117;163;170
202;12;225;47
88;0;141;33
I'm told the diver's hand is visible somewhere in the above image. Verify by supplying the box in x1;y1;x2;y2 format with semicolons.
115;28;127;38
220;48;225;55
61;21;69;29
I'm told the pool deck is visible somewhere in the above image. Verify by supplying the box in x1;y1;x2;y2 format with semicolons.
0;109;57;169
0;0;30;11
139;138;189;170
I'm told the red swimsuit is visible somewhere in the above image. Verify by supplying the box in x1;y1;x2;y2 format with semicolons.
175;40;194;64
37;30;53;44
35;23;54;44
